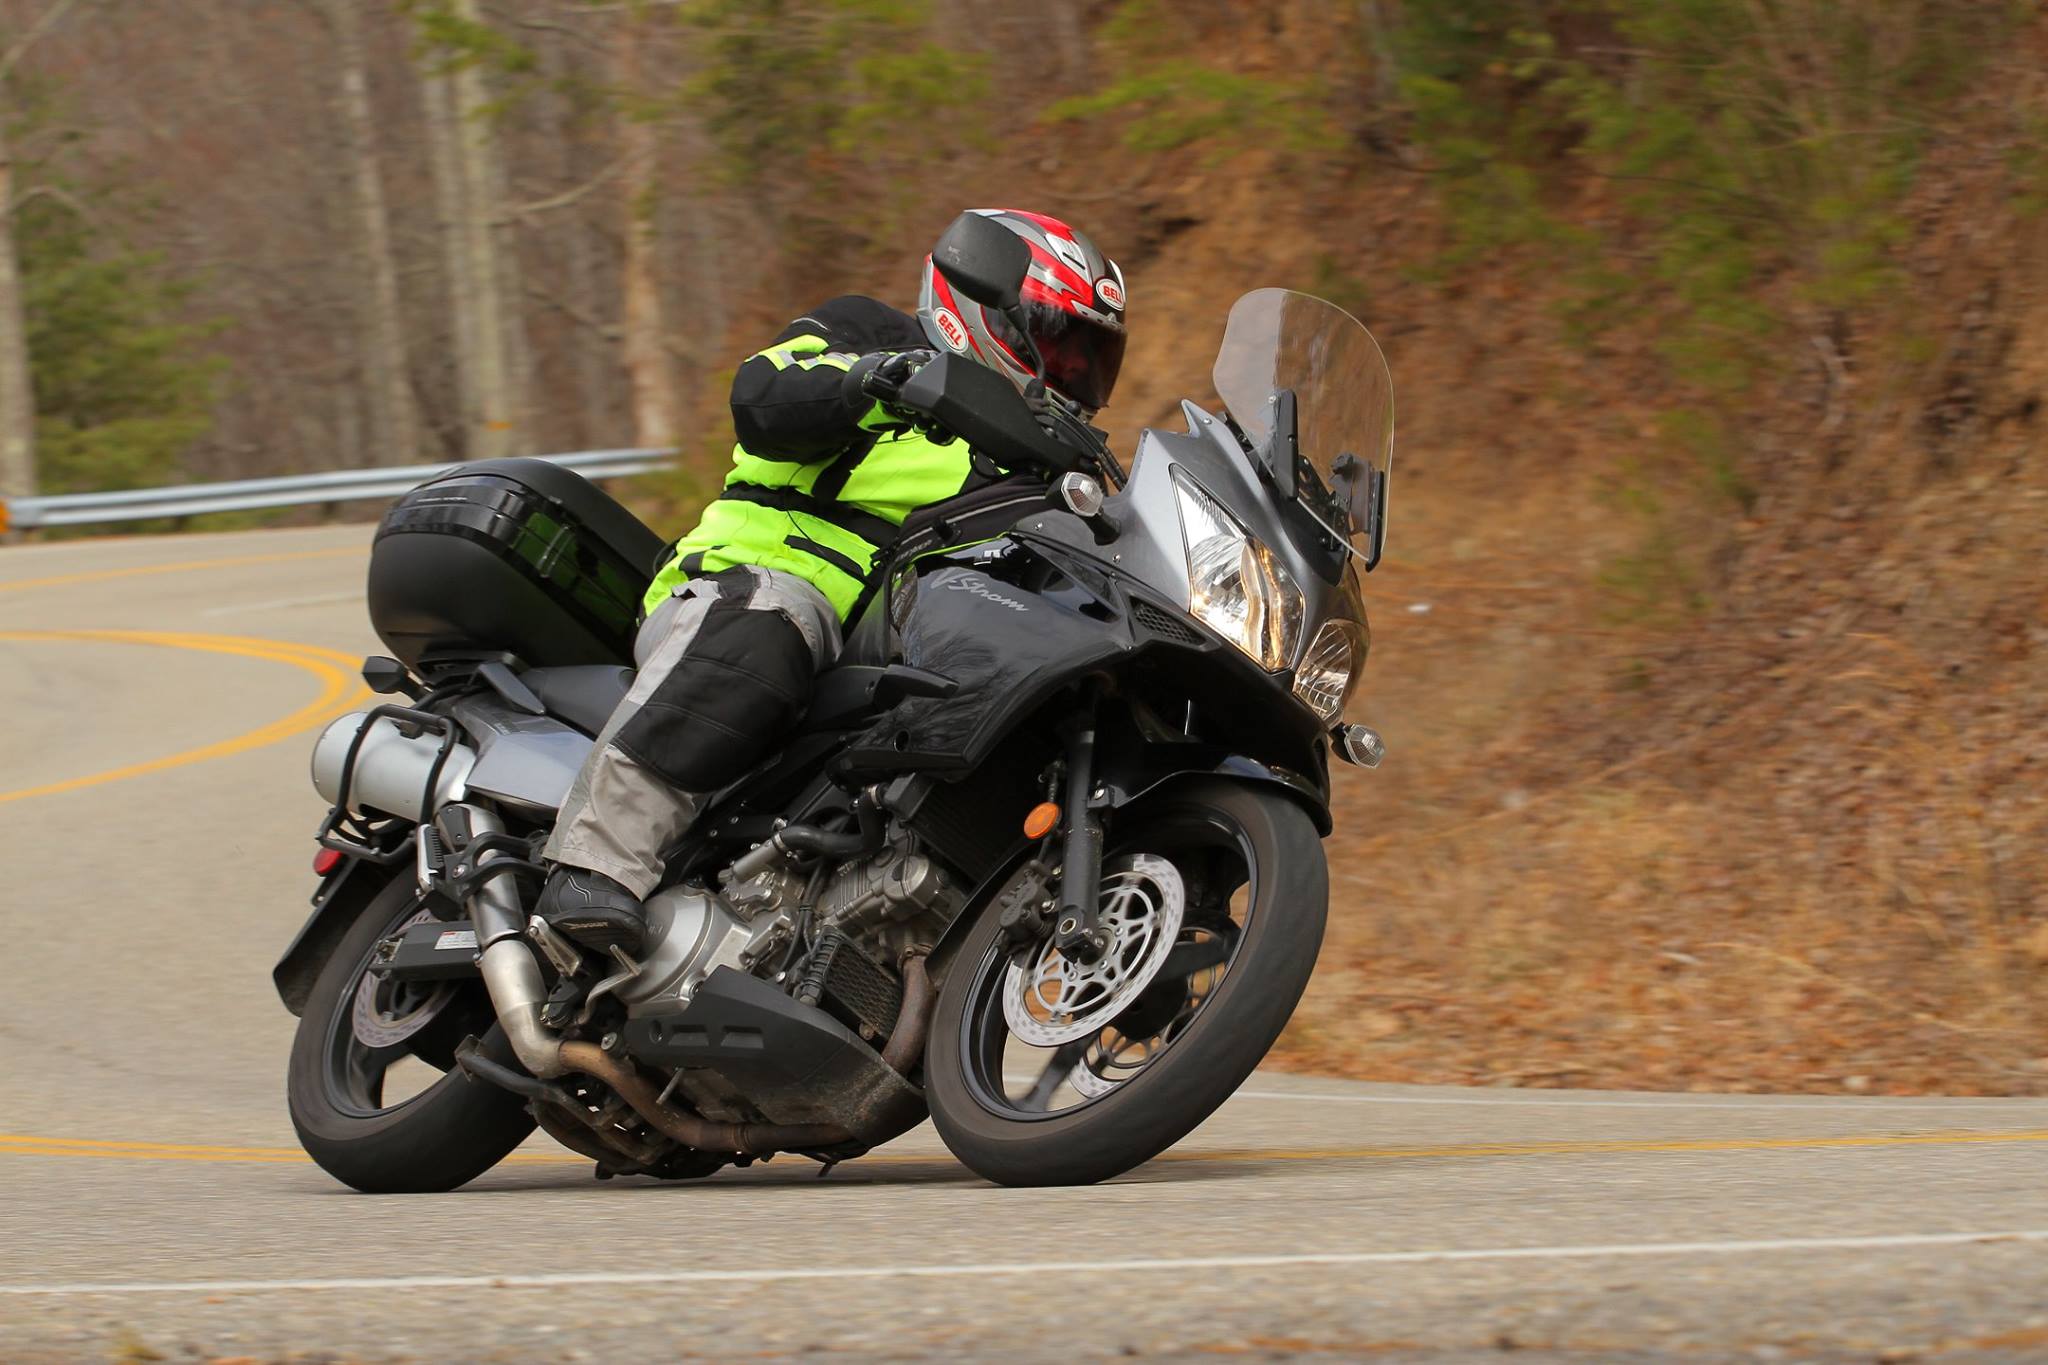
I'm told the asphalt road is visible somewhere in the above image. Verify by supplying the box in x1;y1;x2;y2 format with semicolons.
3;524;2046;1363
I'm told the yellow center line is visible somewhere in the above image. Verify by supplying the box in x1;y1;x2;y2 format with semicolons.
3;1128;2042;1169
0;629;372;803
0;546;369;595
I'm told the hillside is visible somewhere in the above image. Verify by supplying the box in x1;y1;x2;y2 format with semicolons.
6;0;2045;1094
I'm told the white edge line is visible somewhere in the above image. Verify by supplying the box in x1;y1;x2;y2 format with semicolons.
997;1077;2048;1114
7;1230;2045;1297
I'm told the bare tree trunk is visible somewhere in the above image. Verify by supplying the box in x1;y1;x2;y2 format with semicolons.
535;34;612;445
0;0;88;512
449;0;516;457
1355;0;1402;110
324;0;416;465
0;115;35;509
421;63;480;455
615;23;677;450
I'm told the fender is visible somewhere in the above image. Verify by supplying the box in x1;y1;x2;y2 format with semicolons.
272;848;401;1015
1099;747;1332;837
927;740;1330;986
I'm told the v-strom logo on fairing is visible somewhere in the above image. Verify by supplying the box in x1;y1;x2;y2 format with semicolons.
946;574;1030;612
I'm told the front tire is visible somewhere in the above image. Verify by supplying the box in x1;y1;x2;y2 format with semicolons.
287;866;535;1193
927;781;1327;1187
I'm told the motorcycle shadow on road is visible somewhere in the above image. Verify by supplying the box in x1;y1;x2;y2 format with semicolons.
392;1154;1268;1195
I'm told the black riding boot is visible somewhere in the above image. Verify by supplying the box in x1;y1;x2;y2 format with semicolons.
536;866;648;957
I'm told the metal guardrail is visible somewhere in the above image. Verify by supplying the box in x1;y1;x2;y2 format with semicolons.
0;448;675;532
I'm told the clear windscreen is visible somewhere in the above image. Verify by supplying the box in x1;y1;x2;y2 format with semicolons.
1211;289;1395;560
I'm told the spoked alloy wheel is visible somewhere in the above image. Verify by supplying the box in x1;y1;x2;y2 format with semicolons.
288;866;534;1193
928;781;1327;1186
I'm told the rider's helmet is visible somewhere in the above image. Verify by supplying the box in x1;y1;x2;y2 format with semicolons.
917;209;1128;415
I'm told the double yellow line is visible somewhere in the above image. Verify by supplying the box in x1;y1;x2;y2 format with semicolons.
0;629;373;804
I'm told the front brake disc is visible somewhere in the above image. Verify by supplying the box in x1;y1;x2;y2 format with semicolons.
1001;854;1185;1046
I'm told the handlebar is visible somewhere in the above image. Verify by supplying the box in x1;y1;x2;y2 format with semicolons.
889;353;1091;478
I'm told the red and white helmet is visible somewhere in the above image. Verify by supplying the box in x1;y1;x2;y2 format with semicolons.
918;209;1128;413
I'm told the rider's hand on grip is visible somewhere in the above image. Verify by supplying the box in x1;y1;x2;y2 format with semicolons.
843;348;953;442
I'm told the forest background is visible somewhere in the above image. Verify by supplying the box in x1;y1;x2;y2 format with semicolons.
4;0;2046;1095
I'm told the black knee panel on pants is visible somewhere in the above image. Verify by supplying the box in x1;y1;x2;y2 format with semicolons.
614;599;816;791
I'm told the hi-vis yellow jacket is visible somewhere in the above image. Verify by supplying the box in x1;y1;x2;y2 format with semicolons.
646;295;975;619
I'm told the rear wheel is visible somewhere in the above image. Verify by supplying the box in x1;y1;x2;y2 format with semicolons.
926;781;1326;1186
287;866;534;1192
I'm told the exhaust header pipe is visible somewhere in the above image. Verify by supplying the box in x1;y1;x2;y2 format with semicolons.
442;803;564;1078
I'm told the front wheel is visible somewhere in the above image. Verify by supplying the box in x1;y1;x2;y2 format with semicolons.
926;781;1327;1186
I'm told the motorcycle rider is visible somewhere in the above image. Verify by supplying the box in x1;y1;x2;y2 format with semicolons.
537;209;1129;957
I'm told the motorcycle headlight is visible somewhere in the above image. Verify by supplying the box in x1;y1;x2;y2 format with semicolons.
1173;469;1302;671
1292;619;1369;724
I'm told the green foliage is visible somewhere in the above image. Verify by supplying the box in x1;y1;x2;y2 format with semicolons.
1048;0;1332;160
404;2;540;78
1050;61;1331;159
1392;0;2013;610
2012;113;2048;221
19;204;221;495
682;0;987;185
6;82;219;496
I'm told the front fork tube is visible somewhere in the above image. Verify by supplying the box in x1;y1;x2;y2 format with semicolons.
1053;704;1111;964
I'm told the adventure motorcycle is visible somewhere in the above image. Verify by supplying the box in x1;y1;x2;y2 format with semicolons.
274;214;1396;1190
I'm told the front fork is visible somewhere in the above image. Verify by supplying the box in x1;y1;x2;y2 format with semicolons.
1052;697;1112;964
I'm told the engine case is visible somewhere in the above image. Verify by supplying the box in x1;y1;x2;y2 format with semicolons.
614;886;791;1018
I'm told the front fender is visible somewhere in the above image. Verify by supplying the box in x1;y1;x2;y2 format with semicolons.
1099;745;1332;838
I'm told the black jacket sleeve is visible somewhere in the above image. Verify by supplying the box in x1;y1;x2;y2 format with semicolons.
729;295;927;462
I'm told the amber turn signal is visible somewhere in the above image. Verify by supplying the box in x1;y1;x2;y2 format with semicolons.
1023;802;1061;840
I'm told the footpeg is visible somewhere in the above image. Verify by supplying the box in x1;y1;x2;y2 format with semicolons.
527;914;587;977
540;977;585;1030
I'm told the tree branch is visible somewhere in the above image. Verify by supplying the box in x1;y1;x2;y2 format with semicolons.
509;153;629;220
0;0;90;85
8;182;97;225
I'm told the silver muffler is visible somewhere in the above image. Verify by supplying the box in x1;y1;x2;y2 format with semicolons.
311;711;477;822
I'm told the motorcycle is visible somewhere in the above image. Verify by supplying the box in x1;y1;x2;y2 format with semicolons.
273;213;1396;1190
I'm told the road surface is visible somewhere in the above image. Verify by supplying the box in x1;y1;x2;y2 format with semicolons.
2;525;2045;1362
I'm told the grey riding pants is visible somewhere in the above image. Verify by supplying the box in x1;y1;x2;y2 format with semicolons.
543;565;842;898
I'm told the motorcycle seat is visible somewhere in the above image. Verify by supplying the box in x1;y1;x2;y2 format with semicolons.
522;664;635;737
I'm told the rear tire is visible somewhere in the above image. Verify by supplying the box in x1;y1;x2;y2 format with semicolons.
287;867;536;1193
926;781;1326;1186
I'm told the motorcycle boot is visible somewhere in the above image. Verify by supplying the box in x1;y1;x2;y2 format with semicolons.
536;866;648;957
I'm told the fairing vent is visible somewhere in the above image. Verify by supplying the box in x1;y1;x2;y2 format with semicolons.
1131;598;1207;648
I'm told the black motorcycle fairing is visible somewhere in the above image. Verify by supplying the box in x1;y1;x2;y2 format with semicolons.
833;540;1134;775
831;532;1328;800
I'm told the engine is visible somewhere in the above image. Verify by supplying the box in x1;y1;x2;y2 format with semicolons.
609;832;963;1021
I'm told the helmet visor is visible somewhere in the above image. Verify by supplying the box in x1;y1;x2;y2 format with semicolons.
1025;305;1126;411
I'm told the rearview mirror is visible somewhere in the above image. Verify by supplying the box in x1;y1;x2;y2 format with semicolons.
931;212;1031;312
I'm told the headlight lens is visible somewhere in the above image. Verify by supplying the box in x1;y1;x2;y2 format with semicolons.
1293;619;1369;724
1173;469;1302;671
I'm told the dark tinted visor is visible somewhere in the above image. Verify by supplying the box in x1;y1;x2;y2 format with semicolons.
1025;304;1127;411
